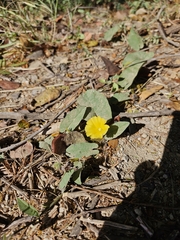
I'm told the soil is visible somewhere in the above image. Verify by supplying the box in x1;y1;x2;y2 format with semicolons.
0;2;180;240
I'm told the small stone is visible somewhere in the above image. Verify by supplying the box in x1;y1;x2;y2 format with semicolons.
169;213;174;220
141;133;147;138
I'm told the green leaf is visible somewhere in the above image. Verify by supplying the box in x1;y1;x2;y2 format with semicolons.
0;153;4;161
105;121;130;140
0;42;15;49
112;82;119;92
72;162;83;185
66;142;99;158
127;28;144;51
123;51;154;67
118;51;154;89
83;107;96;121
104;24;120;42
77;89;112;120
110;92;130;104
17;198;39;217
39;135;53;151
59;169;75;193
60;105;87;132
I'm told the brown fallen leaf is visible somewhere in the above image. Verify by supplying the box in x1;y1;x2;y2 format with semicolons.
19;34;34;48
108;139;119;149
167;99;180;110
113;10;128;21
139;85;163;102
52;134;66;155
0;79;20;90
101;56;120;76
10;142;33;159
83;32;93;42
32;87;62;107
64;131;86;145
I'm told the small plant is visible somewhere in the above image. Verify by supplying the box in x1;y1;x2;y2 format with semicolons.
103;27;154;91
55;89;130;191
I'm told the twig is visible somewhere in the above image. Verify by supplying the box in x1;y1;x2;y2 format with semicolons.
118;109;180;119
157;5;179;47
0;99;76;153
145;53;180;66
73;185;180;210
0;111;63;120
80;216;138;231
1;177;29;198
3;216;35;231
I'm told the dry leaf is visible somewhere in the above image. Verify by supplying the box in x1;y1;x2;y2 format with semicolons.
64;131;86;145
113;11;127;21
101;56;120;76
10;142;33;159
86;40;98;47
83;32;93;42
168;100;180;110
56;15;63;22
51;134;66;155
18;119;30;129
32;88;62;107
108;139;119;149
0;79;20;90
19;34;34;48
139;85;163;102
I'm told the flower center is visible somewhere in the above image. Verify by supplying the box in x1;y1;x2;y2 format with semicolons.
98;128;102;131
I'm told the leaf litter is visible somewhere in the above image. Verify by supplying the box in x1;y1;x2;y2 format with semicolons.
0;2;180;240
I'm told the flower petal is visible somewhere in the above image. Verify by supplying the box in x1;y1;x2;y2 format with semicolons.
85;116;109;140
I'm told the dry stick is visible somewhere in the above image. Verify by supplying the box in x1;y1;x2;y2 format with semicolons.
73;185;180;210
80;217;138;231
118;109;180;119
0;111;61;120
0;99;76;153
157;5;179;47
145;53;180;66
1;177;29;198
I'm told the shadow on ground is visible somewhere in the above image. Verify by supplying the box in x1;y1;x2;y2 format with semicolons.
97;112;180;240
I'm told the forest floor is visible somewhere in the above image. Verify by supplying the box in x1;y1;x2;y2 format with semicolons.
0;1;180;239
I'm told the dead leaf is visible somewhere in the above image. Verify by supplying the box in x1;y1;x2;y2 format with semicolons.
86;40;98;47
0;79;20;90
51;134;66;155
32;88;62;107
172;78;180;83
108;139;119;149
139;85;163;102
10;142;33;159
168;100;180;110
18;119;30;129
64;131;86;145
56;15;63;22
113;11;127;21
19;34;34;48
83;32;93;42
101;56;120;76
46;122;61;135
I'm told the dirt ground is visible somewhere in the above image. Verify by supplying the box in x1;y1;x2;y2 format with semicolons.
0;2;180;239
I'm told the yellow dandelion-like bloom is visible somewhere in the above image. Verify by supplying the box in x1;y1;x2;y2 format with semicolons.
85;116;109;140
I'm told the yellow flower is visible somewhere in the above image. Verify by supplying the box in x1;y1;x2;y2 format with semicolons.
85;116;109;140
